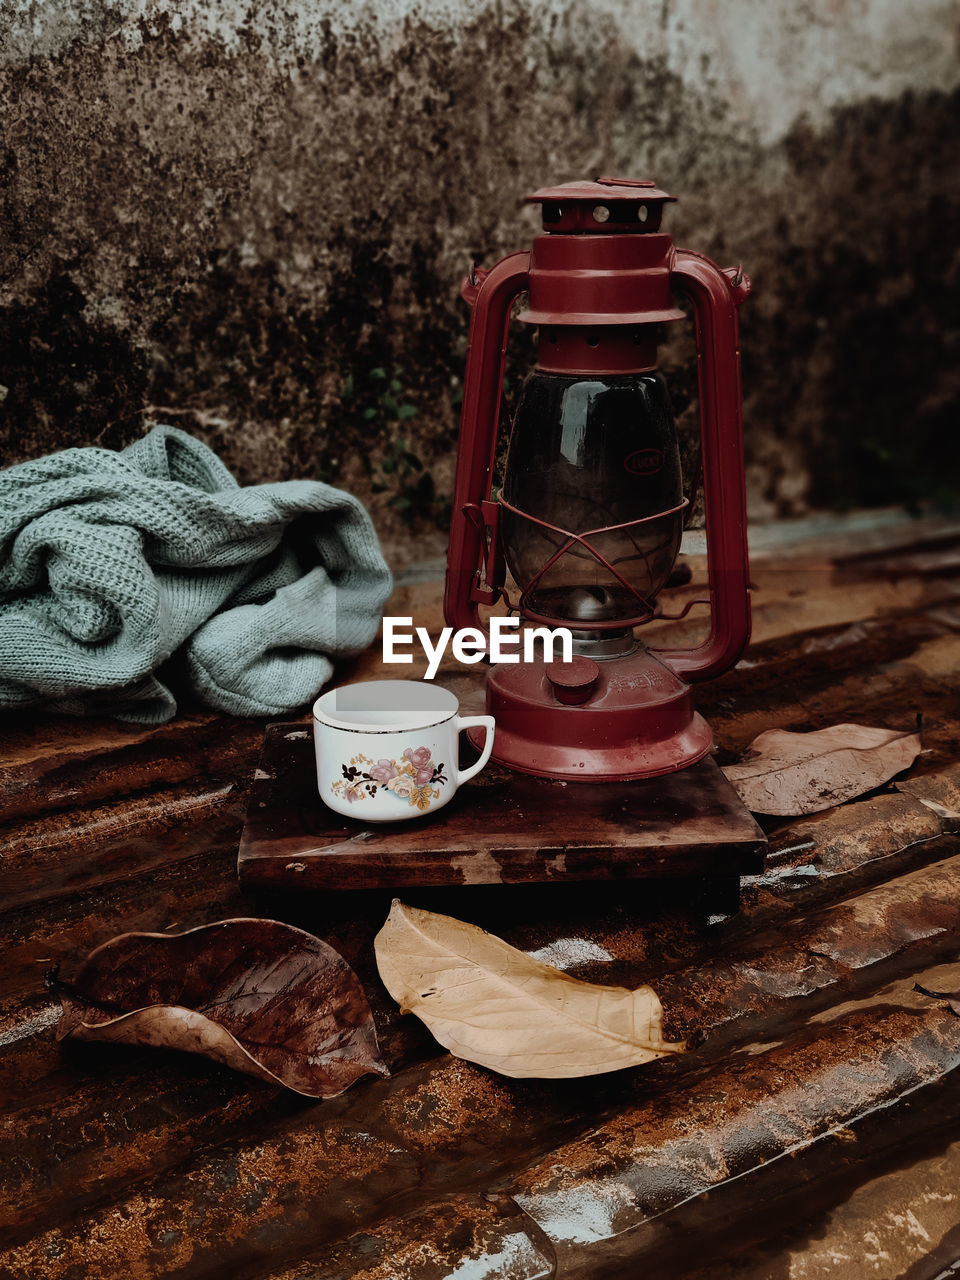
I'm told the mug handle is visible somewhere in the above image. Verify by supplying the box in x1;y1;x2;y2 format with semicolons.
455;715;496;784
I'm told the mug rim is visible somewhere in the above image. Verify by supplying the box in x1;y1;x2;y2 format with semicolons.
313;679;459;734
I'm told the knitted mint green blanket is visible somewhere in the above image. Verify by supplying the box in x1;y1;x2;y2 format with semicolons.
0;425;392;722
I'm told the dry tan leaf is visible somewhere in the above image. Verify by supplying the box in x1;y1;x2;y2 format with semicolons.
53;918;387;1097
374;901;685;1079
722;723;922;816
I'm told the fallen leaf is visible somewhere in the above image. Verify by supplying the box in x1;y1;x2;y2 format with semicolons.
722;723;922;816
374;901;685;1079
53;918;387;1097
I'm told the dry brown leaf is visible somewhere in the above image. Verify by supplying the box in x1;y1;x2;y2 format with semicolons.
53;918;387;1097
722;723;922;816
374;900;685;1079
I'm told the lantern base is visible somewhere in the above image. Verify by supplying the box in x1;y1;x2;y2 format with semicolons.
474;646;713;781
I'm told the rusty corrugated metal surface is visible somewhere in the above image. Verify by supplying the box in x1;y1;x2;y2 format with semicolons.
2;520;960;1279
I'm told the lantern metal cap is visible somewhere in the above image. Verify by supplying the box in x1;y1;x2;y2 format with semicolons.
525;177;676;204
526;178;675;235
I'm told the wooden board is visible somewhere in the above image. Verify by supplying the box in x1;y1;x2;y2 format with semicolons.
237;723;766;890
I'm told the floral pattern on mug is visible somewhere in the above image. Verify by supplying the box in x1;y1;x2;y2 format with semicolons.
331;749;448;811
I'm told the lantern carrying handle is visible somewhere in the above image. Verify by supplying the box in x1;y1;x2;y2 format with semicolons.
650;250;752;681
444;251;531;635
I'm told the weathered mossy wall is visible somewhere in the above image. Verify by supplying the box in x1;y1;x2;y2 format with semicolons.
1;1;958;559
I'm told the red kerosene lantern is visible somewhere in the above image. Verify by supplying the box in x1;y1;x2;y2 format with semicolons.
444;177;752;780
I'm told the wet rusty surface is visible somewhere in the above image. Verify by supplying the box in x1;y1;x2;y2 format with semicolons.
506;998;960;1262
2;523;960;1277
0;710;266;825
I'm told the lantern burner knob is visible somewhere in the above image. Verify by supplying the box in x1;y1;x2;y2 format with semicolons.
548;656;601;705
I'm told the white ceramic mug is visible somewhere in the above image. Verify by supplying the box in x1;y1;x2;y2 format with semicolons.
313;680;495;822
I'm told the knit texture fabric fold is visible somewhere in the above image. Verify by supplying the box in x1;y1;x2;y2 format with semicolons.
0;425;393;722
